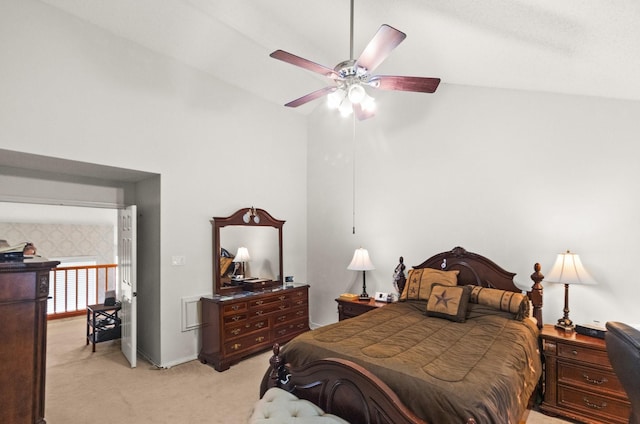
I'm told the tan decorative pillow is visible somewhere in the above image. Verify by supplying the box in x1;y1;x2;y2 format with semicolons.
426;283;472;322
400;268;459;301
468;286;530;320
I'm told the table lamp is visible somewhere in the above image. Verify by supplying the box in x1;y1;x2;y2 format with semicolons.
233;247;251;279
544;250;597;332
348;248;375;301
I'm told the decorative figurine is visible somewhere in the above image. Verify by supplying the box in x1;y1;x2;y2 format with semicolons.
393;256;406;295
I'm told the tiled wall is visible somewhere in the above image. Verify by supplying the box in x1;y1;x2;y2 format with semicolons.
0;222;115;264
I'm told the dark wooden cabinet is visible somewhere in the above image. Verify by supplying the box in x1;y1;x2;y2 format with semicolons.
540;324;631;424
0;259;59;424
335;297;387;321
199;285;309;371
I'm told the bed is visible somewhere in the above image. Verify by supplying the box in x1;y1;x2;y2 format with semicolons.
259;247;545;424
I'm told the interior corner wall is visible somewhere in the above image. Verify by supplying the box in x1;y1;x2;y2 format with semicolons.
0;0;308;366
307;85;640;329
134;175;162;365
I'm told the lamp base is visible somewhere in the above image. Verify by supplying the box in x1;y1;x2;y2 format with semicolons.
359;294;370;301
555;317;575;332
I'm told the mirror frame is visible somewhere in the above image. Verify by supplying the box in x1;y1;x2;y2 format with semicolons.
212;207;285;295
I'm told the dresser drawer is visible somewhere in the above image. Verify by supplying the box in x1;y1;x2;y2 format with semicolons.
250;294;287;309
273;306;308;325
557;342;610;366
223;301;248;315
224;329;270;355
290;289;308;302
274;317;309;339
558;361;625;396
223;312;248;325
557;385;630;423
251;301;289;317
224;317;270;339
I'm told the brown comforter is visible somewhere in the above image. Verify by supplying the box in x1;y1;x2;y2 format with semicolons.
281;301;542;424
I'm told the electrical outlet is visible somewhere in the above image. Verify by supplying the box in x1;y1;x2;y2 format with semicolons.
171;255;186;266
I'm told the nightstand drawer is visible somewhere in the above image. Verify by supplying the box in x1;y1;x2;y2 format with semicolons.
557;342;610;366
341;302;373;317
558;361;625;396
557;385;630;424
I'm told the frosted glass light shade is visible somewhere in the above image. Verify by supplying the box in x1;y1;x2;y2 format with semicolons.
347;84;366;104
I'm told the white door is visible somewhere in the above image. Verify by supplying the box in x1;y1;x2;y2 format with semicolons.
118;205;137;368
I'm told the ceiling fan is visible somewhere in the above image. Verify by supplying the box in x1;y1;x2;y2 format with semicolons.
269;0;441;120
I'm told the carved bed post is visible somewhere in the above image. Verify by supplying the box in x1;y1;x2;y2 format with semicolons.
260;343;294;397
529;263;544;329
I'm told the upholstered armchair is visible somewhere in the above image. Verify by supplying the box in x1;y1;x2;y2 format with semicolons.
606;321;640;424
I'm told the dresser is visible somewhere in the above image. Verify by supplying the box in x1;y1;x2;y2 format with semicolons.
0;259;59;424
540;324;631;423
199;285;309;371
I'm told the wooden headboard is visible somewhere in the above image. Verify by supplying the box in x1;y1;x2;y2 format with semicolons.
414;246;543;327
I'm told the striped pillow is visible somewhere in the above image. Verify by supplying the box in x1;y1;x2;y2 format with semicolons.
468;285;530;320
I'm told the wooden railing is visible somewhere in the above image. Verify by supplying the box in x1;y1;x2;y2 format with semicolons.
47;264;117;319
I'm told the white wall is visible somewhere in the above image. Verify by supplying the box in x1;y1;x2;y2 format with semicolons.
3;0;639;366
0;0;308;366
307;85;640;329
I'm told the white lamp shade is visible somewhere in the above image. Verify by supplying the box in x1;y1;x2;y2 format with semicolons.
233;247;251;263
347;248;375;271
544;251;597;285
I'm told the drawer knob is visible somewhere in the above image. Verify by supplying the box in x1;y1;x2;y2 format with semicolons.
232;316;241;322
255;322;265;329
583;397;607;410
583;373;608;385
231;328;241;335
255;336;265;343
279;296;286;300
231;343;242;351
571;350;578;355
232;305;240;311
256;300;264;305
277;316;286;322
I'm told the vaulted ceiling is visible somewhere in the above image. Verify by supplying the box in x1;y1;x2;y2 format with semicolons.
41;0;640;114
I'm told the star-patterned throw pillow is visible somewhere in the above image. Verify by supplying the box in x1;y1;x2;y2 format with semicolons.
426;283;472;322
400;268;459;302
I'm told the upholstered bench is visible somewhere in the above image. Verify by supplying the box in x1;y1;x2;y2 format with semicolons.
249;387;349;424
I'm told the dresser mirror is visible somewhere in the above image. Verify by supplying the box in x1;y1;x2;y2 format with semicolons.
212;207;284;295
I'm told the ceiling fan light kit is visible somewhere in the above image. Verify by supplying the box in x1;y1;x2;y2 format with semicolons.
269;0;440;120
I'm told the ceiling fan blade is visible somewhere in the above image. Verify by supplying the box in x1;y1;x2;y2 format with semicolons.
368;75;441;93
284;86;337;108
355;24;406;73
270;50;339;79
353;103;375;121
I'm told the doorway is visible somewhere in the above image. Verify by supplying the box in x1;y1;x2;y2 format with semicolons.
0;148;161;365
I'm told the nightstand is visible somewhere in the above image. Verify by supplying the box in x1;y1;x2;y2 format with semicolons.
335;297;387;321
540;324;631;424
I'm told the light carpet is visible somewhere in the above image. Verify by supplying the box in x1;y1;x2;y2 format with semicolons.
45;317;572;423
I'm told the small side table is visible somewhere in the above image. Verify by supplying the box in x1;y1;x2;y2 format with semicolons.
86;303;122;352
335;297;387;321
539;324;630;423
